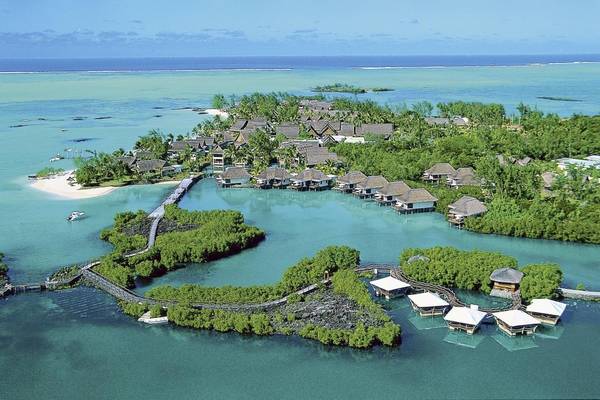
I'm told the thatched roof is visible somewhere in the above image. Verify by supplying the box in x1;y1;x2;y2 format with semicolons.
293;168;329;182
117;156;136;167
275;124;300;139
257;167;291;181
448;196;487;217
541;172;556;189
490;268;523;284
356;175;388;190
449;167;480;186
356;123;394;136
378;181;411;196
305;152;338;166
135;159;166;173
219;167;251;180
397;188;438;203
338;171;367;185
424;162;456;176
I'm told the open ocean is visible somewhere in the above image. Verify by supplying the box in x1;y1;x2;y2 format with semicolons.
1;56;599;399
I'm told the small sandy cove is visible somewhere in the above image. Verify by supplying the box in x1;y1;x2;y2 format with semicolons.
30;170;117;200
205;108;230;118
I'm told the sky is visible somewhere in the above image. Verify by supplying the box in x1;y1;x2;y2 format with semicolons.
0;0;599;58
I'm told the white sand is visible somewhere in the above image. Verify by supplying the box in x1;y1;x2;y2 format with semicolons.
205;108;230;118
29;170;118;200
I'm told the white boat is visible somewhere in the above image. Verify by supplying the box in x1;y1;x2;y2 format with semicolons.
67;211;86;221
50;154;64;162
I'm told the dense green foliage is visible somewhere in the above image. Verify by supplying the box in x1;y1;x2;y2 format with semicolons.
118;301;148;318
146;246;359;303
312;83;392;94
520;264;563;301
437;101;506;125
331;100;600;244
95;206;265;288
167;306;274;335
35;167;65;178
400;247;518;294
400;247;563;300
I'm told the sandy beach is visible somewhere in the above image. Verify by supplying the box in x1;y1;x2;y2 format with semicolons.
29;170;118;199
205;108;230;118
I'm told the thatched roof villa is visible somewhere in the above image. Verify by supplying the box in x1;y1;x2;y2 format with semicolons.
422;163;457;183
490;267;523;293
216;166;252;188
255;167;292;189
447;167;480;188
335;171;367;192
448;196;487;226
290;168;332;191
353;176;389;199
393;188;438;213
374;181;411;205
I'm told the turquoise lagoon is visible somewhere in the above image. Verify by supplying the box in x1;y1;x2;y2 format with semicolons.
1;64;600;399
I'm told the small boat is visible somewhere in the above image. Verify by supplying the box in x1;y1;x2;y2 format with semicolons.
50;154;64;162
67;211;86;222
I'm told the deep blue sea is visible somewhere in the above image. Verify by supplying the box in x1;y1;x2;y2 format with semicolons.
2;54;600;72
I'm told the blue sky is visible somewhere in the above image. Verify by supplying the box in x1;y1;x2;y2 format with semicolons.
1;0;599;58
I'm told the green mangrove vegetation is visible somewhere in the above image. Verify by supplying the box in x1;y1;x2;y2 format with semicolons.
34;167;65;178
145;246;401;348
399;247;563;300
94;205;265;288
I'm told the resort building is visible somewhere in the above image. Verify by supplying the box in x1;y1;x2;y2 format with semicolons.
447;167;480;188
407;292;450;316
374;181;411;205
490;267;523;293
443;305;488;334
255;167;292;189
370;276;411;299
393;188;438;213
274;124;300;139
335;171;367;192
526;299;567;325
216;167;252;188
447;196;487;227
355;123;394;139
493;310;540;336
299;99;333;111
134;159;166;175
423;163;457;183
290;168;332;191
353;176;389;199
211;145;225;173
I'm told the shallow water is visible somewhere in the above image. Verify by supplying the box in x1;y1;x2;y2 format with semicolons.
1;64;600;399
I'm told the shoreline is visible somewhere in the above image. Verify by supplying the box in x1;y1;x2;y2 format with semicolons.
29;170;118;200
205;108;229;118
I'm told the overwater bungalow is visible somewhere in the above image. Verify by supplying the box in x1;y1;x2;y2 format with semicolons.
447;167;480;188
255;167;292;189
422;163;457;184
443;305;488;334
490;267;523;293
393;188;438;213
408;292;450;316
526;299;567;325
374;181;411;206
493;310;540;336
216;167;252;188
447;196;487;227
370;276;411;300
335;171;367;192
290;168;331;191
353;176;389;199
